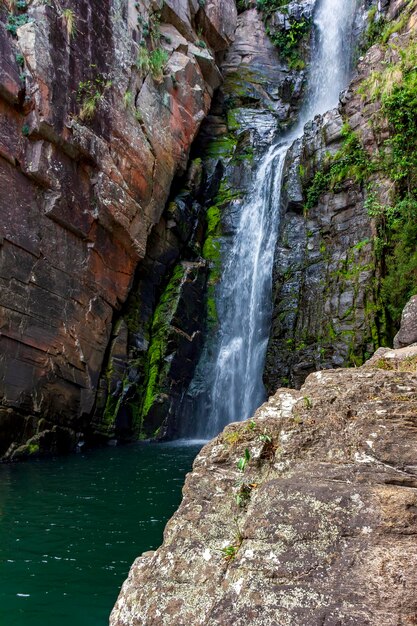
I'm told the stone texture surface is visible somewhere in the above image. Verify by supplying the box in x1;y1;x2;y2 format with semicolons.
221;5;311;123
394;295;417;349
0;0;236;458
111;361;417;625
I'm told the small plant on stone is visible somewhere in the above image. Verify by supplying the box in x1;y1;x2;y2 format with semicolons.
236;448;251;472
76;74;112;121
223;430;242;446
219;519;243;561
148;48;168;81
136;45;150;74
235;482;253;508
303;396;313;409
61;8;77;39
6;11;29;36
258;432;272;443
123;90;134;108
220;544;238;560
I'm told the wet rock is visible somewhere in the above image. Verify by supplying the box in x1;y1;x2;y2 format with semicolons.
111;364;417;625
265;108;377;393
221;8;308;121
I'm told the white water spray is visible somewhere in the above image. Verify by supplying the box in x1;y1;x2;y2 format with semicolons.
188;0;357;439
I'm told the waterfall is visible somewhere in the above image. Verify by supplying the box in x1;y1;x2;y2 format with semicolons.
305;0;357;118
187;0;357;439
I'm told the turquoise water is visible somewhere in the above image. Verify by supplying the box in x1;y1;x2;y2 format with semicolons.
0;442;202;626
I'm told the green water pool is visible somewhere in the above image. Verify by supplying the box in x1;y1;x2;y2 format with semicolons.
0;441;202;626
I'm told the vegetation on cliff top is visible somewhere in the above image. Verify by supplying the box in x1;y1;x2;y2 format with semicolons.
256;0;312;69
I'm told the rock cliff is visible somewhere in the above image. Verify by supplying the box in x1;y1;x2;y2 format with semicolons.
0;0;236;459
111;349;417;625
265;0;417;392
92;0;315;443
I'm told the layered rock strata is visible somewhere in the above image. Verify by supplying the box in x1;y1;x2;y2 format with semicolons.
0;0;236;458
97;1;315;442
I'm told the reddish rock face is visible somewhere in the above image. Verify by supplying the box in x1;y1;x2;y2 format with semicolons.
0;0;237;458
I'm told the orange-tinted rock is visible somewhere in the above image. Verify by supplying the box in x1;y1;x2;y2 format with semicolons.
0;0;237;457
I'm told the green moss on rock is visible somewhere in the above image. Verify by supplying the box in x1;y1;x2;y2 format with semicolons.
138;264;186;435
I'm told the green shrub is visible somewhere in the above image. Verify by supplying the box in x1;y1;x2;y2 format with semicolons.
6;12;29;36
76;75;112;121
256;0;288;13
379;196;417;324
304;126;371;210
136;47;168;81
149;48;168;81
266;16;311;68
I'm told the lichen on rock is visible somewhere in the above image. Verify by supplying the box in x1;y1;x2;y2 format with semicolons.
111;358;417;625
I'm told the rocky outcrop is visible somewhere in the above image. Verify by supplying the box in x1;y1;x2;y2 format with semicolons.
111;357;417;625
221;5;312;124
0;0;237;458
394;296;417;349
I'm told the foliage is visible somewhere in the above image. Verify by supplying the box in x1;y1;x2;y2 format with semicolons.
256;0;288;13
6;11;29;35
139;264;186;429
148;48;168;81
378;196;417;324
235;482;253;507
76;73;112;121
219;520;243;561
265;16;311;69
355;37;417;325
236;448;251;472
255;0;310;68
304;125;372;210
136;46;168;81
360;6;386;52
236;0;251;12
123;90;134;109
382;80;417;186
61;8;76;39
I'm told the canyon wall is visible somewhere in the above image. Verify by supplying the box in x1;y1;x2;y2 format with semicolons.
111;0;417;621
1;0;416;457
0;0;236;459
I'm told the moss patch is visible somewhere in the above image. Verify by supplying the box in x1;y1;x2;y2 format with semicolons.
137;263;186;435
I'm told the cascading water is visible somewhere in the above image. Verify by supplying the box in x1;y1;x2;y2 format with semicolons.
188;0;357;439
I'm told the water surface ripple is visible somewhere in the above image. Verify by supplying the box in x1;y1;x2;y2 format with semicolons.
0;442;201;626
